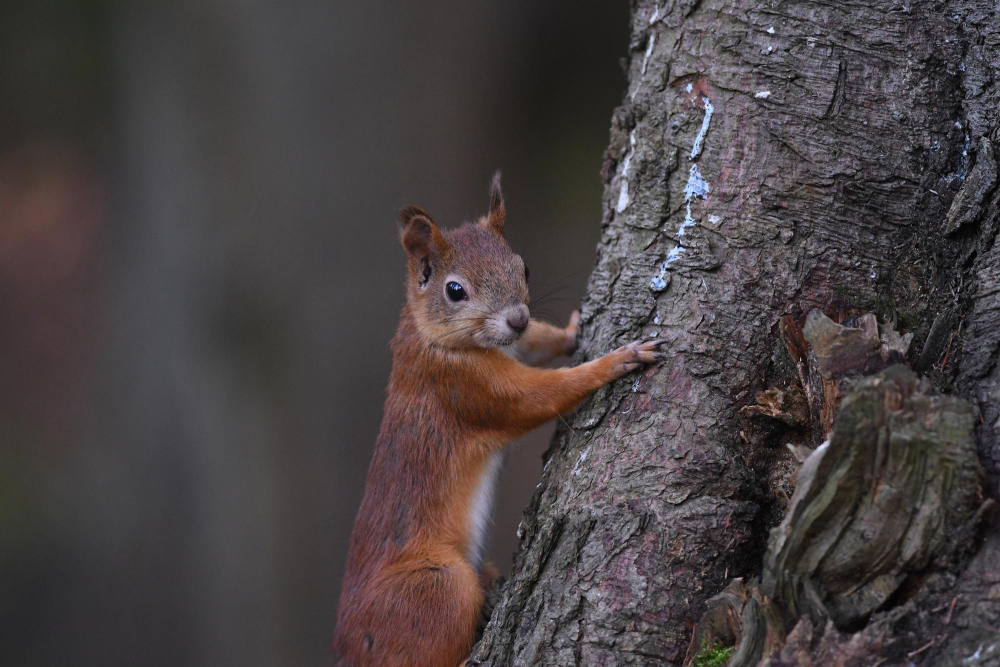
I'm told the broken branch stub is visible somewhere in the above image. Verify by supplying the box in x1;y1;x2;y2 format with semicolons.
800;309;914;444
763;365;980;630
802;310;883;379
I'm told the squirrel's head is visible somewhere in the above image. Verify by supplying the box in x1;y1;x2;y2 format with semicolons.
400;172;530;349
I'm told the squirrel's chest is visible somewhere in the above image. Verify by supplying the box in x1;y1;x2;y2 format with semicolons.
465;450;507;571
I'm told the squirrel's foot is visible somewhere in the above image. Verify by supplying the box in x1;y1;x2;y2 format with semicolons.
613;339;666;374
564;310;580;356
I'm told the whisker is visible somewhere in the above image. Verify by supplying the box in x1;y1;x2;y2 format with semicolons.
531;267;590;287
426;323;481;345
530;296;582;312
530;312;563;327
442;316;485;324
556;412;581;444
530;283;581;304
529;268;590;295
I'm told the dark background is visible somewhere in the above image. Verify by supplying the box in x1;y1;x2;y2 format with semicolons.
0;2;628;665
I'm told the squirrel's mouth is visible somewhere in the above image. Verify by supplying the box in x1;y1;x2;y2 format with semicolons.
480;316;526;348
481;306;529;348
488;330;524;347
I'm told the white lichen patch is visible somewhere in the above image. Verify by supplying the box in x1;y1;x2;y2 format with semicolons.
675;162;710;255
689;97;714;159
641;35;656;76
632;34;657;101
684;163;711;200
962;642;997;664
666;245;685;263
649;261;670;291
616;131;637;213
572;445;592;476
708;214;721;225
767;26;776;34
755;90;772;99
632;6;662;101
679;203;699;240
963;644;984;663
649;85;721;287
653;93;716;279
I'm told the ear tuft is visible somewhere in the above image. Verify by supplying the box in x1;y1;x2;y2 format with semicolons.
399;204;433;227
400;206;446;262
487;170;505;235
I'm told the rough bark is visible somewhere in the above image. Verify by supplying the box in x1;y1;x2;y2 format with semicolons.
471;1;1000;665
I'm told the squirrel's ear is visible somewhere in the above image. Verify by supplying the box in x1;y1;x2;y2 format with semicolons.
486;170;505;235
400;206;447;262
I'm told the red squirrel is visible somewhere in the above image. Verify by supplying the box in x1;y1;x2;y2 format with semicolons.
332;174;664;667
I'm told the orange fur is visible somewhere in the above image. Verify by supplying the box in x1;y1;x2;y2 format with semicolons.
332;175;662;666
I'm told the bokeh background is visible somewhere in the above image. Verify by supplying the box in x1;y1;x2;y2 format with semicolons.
0;2;628;665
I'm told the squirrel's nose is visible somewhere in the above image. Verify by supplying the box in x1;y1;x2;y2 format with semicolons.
506;307;529;334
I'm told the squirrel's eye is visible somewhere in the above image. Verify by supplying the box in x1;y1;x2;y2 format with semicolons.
445;281;467;302
524;265;530;282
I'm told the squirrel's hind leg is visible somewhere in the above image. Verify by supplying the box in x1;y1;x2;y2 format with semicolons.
353;554;483;667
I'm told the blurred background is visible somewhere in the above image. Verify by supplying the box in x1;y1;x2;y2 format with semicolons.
0;2;627;665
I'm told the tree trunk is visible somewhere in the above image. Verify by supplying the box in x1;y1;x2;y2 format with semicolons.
471;1;1000;665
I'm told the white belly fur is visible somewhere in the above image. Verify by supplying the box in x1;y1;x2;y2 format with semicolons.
466;450;507;572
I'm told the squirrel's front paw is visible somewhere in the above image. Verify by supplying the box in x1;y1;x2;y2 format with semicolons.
564;310;580;355
612;339;666;374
